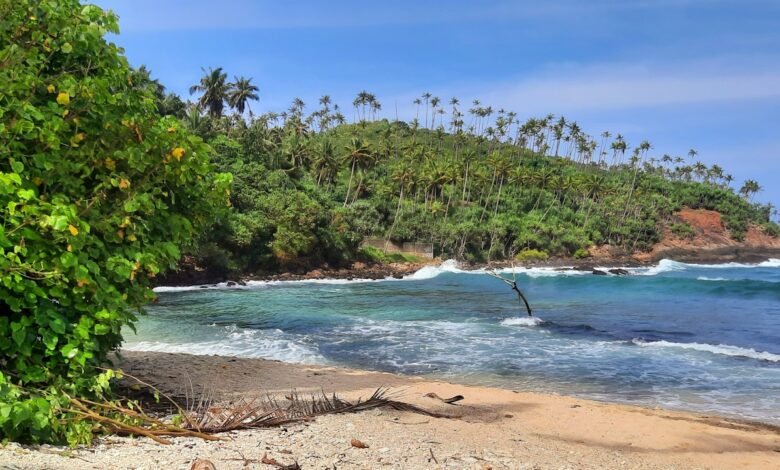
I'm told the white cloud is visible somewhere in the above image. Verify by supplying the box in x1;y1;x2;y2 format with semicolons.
385;58;780;117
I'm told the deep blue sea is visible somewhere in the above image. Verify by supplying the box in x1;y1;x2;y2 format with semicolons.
125;259;780;424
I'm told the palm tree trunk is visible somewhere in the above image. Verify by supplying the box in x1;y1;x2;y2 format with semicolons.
344;159;356;207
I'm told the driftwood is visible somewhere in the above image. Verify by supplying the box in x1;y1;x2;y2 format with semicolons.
423;392;464;404
487;268;533;316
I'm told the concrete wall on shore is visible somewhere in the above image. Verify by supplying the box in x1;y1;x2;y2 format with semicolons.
361;238;434;259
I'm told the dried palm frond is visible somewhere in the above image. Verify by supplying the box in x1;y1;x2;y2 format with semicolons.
184;387;448;433
65;370;449;445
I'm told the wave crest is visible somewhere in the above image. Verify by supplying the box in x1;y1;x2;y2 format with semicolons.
632;339;780;362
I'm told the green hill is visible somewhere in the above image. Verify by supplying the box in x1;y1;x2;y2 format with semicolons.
157;72;777;274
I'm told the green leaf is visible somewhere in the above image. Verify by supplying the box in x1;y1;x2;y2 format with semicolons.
93;324;111;335
61;344;79;359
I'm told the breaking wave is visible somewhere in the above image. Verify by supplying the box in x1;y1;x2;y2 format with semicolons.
124;325;325;364
632;339;780;362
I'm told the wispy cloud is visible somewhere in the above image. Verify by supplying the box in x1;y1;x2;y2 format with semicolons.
383;57;780;117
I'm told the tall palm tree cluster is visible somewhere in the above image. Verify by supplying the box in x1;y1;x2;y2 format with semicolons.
163;70;775;269
188;67;259;117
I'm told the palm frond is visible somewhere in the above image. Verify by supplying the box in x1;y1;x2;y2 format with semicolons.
183;387;447;433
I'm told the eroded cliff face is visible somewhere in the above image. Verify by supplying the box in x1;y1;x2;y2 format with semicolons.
635;208;780;263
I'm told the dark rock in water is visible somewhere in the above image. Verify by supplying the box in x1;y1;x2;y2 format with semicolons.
609;268;630;276
226;281;237;287
392;273;404;279
574;265;595;271
199;285;209;289
592;269;608;276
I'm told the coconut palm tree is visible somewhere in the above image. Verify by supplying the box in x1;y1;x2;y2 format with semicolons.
228;76;259;115
189;67;230;118
342;137;373;206
312;140;338;186
739;179;761;201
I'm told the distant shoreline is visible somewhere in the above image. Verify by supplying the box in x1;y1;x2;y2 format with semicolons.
158;245;780;287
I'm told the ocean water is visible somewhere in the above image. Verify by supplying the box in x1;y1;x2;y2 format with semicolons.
125;259;780;424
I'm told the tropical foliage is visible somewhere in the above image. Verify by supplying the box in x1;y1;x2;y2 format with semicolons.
175;80;776;272
0;0;230;443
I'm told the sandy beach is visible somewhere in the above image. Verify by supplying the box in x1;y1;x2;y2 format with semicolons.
2;351;778;469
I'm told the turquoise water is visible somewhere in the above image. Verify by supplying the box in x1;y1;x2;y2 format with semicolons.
125;259;780;424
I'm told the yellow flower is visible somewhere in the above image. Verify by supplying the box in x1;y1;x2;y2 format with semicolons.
104;158;116;170
47;84;55;93
118;178;130;190
56;92;70;106
167;127;176;133
68;224;79;236
171;147;186;160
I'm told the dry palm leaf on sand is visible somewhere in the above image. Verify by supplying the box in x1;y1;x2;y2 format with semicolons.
68;373;450;444
183;387;448;433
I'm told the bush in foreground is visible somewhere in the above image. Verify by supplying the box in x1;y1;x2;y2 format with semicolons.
0;0;230;444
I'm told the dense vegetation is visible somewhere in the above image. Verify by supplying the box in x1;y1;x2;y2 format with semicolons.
164;72;777;274
0;0;776;445
0;0;229;443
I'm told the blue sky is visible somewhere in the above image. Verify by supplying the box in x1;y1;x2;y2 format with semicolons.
95;0;779;209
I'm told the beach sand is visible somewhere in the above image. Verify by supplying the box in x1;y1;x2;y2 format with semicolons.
2;350;778;469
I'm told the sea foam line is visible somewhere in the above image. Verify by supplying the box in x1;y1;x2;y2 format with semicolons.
632;339;780;362
153;257;780;292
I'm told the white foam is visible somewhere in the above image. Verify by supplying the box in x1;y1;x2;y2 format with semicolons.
153;282;233;293
122;325;327;364
500;316;544;327
637;258;780;276
494;266;590;278
639;259;688;276
697;276;728;281
632;339;780;362
404;259;465;280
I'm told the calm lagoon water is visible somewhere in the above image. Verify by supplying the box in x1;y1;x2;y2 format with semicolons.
125;259;780;424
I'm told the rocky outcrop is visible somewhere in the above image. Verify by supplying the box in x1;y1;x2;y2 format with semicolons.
635;209;780;263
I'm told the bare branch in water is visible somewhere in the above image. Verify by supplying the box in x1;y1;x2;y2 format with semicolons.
487;265;533;316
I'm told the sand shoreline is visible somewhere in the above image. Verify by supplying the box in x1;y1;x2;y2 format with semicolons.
3;351;778;469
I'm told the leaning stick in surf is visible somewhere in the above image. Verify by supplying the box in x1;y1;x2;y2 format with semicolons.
487;266;533;317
